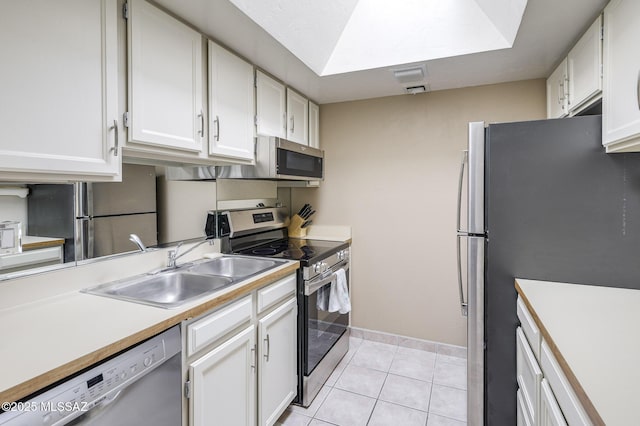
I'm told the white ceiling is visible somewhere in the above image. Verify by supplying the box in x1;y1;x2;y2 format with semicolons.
153;0;608;104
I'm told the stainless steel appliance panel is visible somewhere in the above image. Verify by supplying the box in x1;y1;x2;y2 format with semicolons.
80;213;157;259
90;164;156;216
216;136;324;181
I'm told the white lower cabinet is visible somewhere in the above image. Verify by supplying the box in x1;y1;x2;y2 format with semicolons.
185;273;297;426
516;327;542;425
516;298;591;426
539;379;567;426
258;298;298;426
189;324;256;426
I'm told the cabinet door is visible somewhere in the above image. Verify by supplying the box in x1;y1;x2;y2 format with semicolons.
539;379;568;426
0;0;119;179
568;15;602;113
128;0;204;152
189;325;256;426
309;101;320;149
546;59;569;119
286;89;309;145
258;297;297;426
208;41;255;161
603;0;640;149
256;71;286;138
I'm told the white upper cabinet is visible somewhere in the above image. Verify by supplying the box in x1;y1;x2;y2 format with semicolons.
0;0;120;181
309;101;320;149
547;59;569;119
567;15;603;114
127;0;204;153
602;0;640;152
286;89;309;145
256;71;286;138
208;41;255;162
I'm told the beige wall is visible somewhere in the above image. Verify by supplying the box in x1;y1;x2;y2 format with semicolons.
292;79;546;346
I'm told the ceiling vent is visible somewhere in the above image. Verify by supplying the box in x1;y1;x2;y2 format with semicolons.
392;65;427;84
405;85;428;95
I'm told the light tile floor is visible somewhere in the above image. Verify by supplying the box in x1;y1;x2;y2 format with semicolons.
277;336;467;426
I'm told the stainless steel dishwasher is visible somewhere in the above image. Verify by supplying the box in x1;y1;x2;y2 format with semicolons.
0;326;181;426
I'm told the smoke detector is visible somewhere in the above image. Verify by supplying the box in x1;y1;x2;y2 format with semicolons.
392;65;427;84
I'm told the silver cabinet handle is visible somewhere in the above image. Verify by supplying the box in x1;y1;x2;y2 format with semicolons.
263;335;270;361
637;70;640;110
214;115;220;141
565;76;570;106
198;110;204;137
110;119;119;157
251;344;256;370
291;115;295;133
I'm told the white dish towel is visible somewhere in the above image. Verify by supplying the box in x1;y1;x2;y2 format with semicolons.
316;268;351;314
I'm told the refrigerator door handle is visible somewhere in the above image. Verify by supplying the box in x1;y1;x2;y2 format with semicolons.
456;150;468;233
456;234;469;317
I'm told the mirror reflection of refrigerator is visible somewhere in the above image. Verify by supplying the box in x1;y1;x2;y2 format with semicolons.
27;164;157;262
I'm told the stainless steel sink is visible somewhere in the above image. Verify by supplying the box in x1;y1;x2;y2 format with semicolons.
83;271;233;308
186;256;282;278
82;255;288;309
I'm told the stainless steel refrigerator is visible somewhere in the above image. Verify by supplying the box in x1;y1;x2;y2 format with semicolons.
457;115;640;425
28;164;157;262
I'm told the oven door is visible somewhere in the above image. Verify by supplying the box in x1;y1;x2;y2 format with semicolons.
303;261;350;376
275;139;323;180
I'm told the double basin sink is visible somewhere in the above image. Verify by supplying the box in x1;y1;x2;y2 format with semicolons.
83;256;287;309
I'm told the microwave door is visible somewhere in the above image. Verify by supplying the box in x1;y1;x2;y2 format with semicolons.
277;148;323;180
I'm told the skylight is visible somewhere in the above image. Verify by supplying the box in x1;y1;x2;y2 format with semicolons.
228;0;528;76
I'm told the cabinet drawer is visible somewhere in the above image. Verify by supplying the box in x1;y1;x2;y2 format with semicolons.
187;295;253;356
540;378;567;426
517;296;541;360
517;389;533;426
257;274;296;314
541;341;592;426
516;327;542;424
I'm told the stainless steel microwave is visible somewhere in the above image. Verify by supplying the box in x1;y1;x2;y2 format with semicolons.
216;136;324;181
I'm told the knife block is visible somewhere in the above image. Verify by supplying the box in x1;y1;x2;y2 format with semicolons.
288;214;307;238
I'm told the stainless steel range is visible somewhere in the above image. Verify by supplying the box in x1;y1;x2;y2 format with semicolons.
207;207;350;407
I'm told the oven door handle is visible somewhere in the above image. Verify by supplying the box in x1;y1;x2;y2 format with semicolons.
304;263;349;296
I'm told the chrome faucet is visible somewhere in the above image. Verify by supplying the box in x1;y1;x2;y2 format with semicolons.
129;234;147;252
167;238;214;268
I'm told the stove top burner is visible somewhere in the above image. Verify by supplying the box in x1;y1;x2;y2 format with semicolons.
236;237;347;265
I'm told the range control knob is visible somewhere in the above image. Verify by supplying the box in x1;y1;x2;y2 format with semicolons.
144;357;152;367
313;263;322;274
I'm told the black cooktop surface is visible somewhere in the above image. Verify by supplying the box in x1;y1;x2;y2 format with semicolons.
237;238;348;265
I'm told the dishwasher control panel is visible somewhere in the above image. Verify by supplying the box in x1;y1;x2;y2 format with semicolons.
0;326;180;426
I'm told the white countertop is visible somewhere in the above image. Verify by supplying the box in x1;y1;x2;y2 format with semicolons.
0;242;298;403
516;279;640;426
